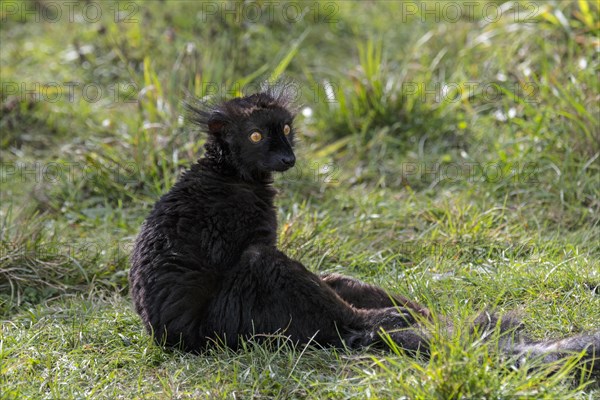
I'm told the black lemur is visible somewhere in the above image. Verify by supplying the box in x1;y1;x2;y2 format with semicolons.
129;87;599;371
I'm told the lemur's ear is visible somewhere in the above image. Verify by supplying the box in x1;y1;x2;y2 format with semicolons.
207;112;227;135
185;99;228;135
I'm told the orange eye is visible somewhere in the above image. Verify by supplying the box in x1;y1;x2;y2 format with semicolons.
283;124;291;136
249;132;262;143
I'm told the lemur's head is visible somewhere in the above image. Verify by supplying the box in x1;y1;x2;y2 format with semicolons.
187;85;297;179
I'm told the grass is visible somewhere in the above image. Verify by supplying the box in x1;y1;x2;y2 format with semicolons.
1;0;599;398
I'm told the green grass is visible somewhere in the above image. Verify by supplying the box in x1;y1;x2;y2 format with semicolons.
1;0;599;398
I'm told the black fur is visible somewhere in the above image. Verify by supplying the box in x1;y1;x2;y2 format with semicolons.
129;88;598;373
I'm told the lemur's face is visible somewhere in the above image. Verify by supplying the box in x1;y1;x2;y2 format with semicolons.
190;90;298;177
226;107;296;173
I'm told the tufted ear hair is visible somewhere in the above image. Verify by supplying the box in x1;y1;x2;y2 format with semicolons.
184;79;299;135
184;99;229;136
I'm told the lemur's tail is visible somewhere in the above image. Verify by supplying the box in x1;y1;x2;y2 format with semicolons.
474;312;600;373
510;332;600;372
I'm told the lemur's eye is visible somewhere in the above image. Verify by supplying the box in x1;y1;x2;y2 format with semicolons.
283;124;291;136
249;132;262;143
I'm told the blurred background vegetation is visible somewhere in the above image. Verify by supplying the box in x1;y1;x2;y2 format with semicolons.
1;0;599;398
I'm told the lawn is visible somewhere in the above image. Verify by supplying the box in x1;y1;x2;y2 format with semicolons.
1;0;599;398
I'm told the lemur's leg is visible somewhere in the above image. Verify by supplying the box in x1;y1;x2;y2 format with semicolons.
207;245;428;353
320;273;430;318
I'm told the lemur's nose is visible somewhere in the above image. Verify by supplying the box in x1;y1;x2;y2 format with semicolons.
281;155;295;167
